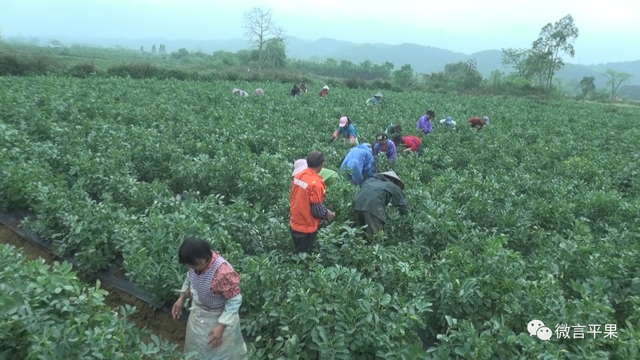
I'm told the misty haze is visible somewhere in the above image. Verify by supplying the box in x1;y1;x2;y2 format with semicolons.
1;1;640;359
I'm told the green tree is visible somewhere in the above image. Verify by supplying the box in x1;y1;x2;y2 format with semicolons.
394;64;414;87
502;14;579;89
531;14;579;89
489;70;505;90
264;37;287;68
602;68;632;99
151;44;156;53
579;76;595;97
242;6;284;72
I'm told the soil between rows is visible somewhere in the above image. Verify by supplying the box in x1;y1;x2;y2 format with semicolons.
0;224;186;350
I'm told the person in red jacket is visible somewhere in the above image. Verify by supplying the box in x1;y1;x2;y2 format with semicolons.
469;116;489;130
392;135;422;155
319;85;329;97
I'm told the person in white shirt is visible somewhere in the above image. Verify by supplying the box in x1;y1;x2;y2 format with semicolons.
439;116;457;129
232;88;249;97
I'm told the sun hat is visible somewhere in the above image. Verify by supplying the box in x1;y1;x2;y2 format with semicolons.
374;92;383;97
446;116;453;123
323;85;329;90
255;88;264;95
380;171;405;190
483;116;489;124
339;116;349;127
292;159;308;176
232;88;239;93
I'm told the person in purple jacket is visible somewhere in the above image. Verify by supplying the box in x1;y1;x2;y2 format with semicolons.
373;132;397;164
417;109;435;135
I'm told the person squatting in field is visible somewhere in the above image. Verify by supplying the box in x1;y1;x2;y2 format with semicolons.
373;132;397;164
366;92;383;105
291;84;300;97
319;85;329;97
300;81;307;93
290;151;336;254
330;116;359;145
353;171;409;240
292;159;342;187
439;116;457;129
232;88;249;97
392;134;422;154
340;143;375;186
172;237;248;360
386;123;402;137
469;116;489;130
417;109;435;135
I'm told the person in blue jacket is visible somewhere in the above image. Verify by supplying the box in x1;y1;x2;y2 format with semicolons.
340;143;375;186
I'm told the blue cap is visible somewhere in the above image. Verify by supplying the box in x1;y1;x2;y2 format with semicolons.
446;116;452;123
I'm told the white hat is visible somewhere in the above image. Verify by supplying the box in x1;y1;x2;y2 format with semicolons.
374;92;383;97
292;159;308;176
323;85;329;90
232;88;239;93
339;116;348;127
255;88;264;95
380;171;404;190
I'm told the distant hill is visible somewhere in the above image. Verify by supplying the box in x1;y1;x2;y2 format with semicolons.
9;35;640;88
282;37;640;88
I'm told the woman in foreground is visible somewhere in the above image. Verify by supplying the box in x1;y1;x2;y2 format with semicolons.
172;237;248;360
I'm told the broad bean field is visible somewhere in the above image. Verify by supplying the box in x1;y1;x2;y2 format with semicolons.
1;76;639;359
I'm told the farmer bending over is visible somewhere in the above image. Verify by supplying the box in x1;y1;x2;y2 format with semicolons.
386;123;402;137
330;116;359;145
366;92;383;105
373;132;397;163
353;171;409;240
341;144;375;186
417;109;435;135
439;116;457;129
469;116;489;130
291;84;300;97
392;135;422;154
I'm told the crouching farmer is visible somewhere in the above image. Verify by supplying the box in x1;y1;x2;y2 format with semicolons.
353;171;409;240
172;237;248;359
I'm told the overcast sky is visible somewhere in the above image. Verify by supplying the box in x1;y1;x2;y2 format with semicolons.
1;0;638;65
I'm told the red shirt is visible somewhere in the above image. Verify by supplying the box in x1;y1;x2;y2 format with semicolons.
402;136;421;152
319;89;328;97
290;168;326;233
469;117;484;130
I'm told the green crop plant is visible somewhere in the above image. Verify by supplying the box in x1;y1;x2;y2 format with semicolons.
0;76;639;358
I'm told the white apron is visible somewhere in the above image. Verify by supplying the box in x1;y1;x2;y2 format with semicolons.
184;304;248;360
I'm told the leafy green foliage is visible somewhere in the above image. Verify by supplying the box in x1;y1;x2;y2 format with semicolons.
1;76;639;358
0;244;191;359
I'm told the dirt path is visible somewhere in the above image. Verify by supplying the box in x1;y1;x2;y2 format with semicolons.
0;224;186;350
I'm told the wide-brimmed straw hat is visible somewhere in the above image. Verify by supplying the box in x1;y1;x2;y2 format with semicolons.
380;171;405;190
